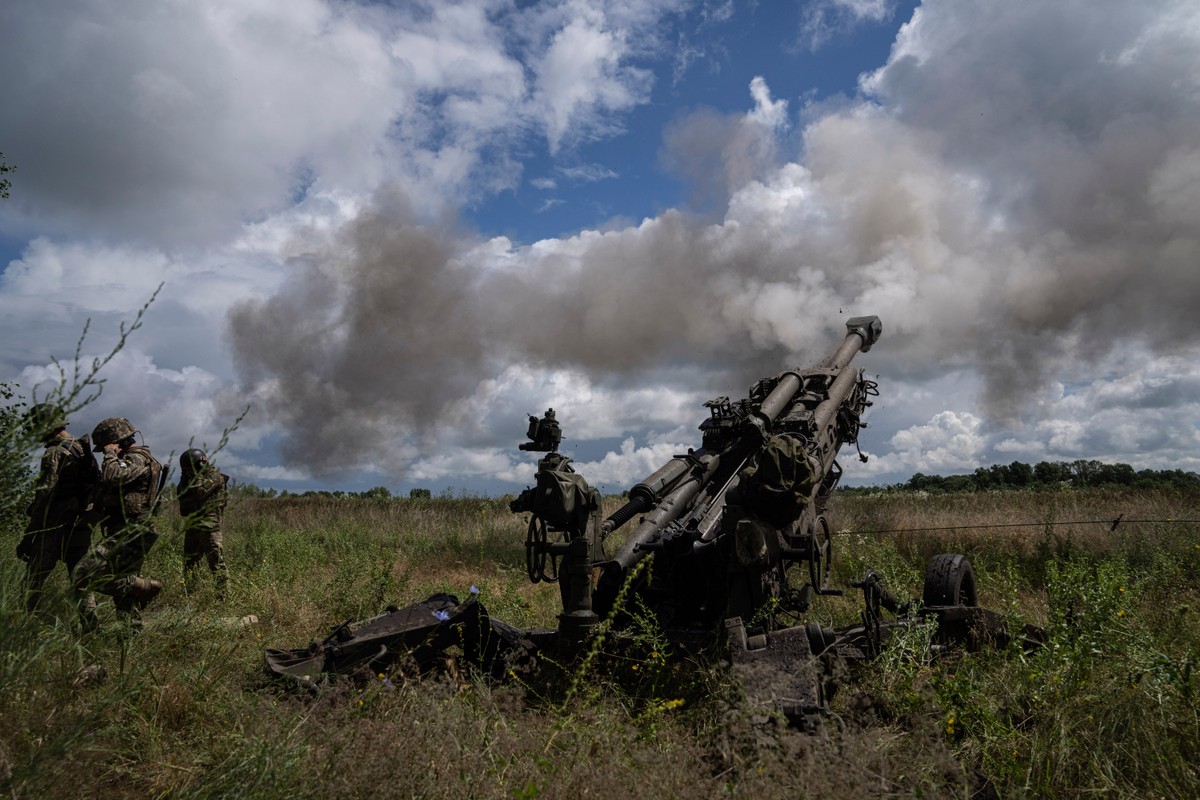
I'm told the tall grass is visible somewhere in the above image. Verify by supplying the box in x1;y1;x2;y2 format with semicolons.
1;488;1197;798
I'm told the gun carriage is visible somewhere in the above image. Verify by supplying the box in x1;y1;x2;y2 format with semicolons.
268;316;1036;727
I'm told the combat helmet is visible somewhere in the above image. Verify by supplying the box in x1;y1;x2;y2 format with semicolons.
181;448;208;472
91;417;137;451
26;403;67;439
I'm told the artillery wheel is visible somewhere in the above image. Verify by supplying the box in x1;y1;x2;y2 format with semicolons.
923;553;977;607
808;516;832;592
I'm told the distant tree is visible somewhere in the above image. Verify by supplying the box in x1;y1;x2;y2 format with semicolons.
942;474;975;493
973;466;994;490
1034;461;1072;485
893;459;1199;493
409;488;432;499
1073;461;1095;486
1133;468;1199;490
1007;460;1034;487
361;486;392;500
1094;462;1135;486
232;482;278;498
0;151;13;199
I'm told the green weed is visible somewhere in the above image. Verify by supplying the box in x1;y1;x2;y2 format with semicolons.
1;490;1198;798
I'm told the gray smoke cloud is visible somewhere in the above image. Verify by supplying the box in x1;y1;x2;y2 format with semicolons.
229;191;486;474
229;0;1200;478
861;0;1200;421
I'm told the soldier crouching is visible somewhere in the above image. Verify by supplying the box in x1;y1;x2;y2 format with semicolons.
178;448;229;596
72;417;165;632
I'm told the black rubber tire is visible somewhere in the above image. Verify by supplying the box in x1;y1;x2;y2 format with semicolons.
923;553;978;607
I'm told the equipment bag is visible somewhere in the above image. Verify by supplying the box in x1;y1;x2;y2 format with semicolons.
531;467;595;531
738;433;820;527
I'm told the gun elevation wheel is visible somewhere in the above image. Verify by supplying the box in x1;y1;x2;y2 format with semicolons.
923;553;977;607
525;516;558;584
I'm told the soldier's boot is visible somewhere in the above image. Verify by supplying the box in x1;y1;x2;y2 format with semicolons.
124;577;163;610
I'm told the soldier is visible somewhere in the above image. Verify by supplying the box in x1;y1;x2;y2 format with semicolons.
16;403;97;618
177;448;229;595
72;417;165;631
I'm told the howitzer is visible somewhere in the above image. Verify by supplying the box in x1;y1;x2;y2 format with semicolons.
268;316;1041;728
509;315;1039;726
513;317;883;647
594;316;882;624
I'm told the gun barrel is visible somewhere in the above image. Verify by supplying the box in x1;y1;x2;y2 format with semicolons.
755;371;803;427
754;317;880;435
821;316;882;368
812;364;861;435
602;454;696;536
588;315;882;619
628;456;695;508
608;451;720;571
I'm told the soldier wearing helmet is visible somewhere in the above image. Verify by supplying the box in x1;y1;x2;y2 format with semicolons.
177;448;229;595
71;417;165;631
17;403;98;619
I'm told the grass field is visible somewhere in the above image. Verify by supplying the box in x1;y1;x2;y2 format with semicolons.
2;488;1198;799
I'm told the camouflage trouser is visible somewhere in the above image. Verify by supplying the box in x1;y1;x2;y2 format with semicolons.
21;520;95;616
183;527;227;593
72;523;159;629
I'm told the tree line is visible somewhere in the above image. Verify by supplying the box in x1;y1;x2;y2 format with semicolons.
233;459;1200;501
841;459;1200;495
231;485;435;500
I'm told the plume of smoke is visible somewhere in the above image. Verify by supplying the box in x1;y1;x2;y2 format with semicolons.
861;0;1200;421
229;189;484;475
230;0;1200;477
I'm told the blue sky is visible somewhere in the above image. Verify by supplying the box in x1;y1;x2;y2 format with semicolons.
1;0;1198;497
468;1;919;245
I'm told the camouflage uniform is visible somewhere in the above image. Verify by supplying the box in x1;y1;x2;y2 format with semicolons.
178;459;229;592
19;431;96;614
72;419;164;629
